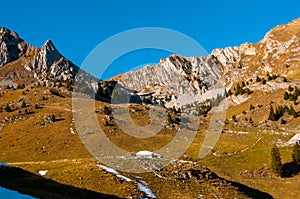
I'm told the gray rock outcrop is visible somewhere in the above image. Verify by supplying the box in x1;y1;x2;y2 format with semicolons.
0;27;27;67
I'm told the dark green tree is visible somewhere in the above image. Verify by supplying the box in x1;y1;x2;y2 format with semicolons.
256;76;261;82
280;118;287;124
49;114;56;122
5;104;11;112
271;145;283;177
267;73;272;81
284;92;290;100
292;142;300;166
58;79;63;88
294;87;300;96
21;101;26;108
232;115;238;122
268;105;276;121
241;81;246;87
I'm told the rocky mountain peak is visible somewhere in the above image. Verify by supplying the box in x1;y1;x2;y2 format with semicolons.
0;27;81;85
0;27;20;42
24;39;78;84
39;39;62;70
0;27;27;67
42;40;58;53
114;18;300;104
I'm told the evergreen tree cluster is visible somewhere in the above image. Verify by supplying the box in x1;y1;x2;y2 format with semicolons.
267;73;279;81
197;103;211;117
256;73;278;84
96;81;116;98
192;93;226;116
283;86;300;103
271;143;300;177
230;82;252;96
53;78;74;91
268;105;299;121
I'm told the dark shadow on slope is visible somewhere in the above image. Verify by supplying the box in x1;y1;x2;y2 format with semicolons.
227;179;274;199
0;165;123;199
282;162;300;178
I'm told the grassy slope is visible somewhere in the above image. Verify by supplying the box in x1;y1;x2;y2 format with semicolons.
0;85;259;198
2;78;300;198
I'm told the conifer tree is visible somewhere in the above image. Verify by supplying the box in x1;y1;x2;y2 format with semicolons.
21;101;26;108
5;104;11;112
284;92;290;100
292;142;300;166
271;145;283;177
268;105;276;121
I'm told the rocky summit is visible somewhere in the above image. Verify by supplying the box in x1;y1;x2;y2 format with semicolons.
117;18;300;99
0;28;78;86
0;27;27;67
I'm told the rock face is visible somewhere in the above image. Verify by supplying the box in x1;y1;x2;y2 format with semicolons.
0;27;27;67
25;40;78;82
116;18;300;98
117;54;223;98
0;27;79;85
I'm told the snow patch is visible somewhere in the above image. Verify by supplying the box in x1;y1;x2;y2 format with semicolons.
97;164;119;175
38;170;48;176
97;164;156;198
137;182;156;198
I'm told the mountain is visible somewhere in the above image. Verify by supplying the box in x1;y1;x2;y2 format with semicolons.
0;27;78;86
1;18;300;198
117;18;300;97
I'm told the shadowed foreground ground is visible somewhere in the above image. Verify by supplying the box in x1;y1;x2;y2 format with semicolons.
0;165;123;199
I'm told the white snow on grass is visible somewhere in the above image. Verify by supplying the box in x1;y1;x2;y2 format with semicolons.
97;164;156;198
97;164;119;175
97;164;132;182
137;182;156;198
116;174;132;182
38;170;48;176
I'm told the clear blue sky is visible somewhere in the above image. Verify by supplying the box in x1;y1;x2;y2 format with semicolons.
1;0;300;79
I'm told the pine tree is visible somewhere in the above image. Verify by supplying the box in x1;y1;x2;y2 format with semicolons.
241;81;246;87
5;104;11;112
21;101;26;108
249;104;255;111
280;118;287;124
232;115;238;122
284;92;290;100
268;105;276;121
49;114;56;122
235;83;244;96
271;145;283;176
295;87;300;97
267;73;272;81
256;76;261;82
58;79;63;88
292;143;300;166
